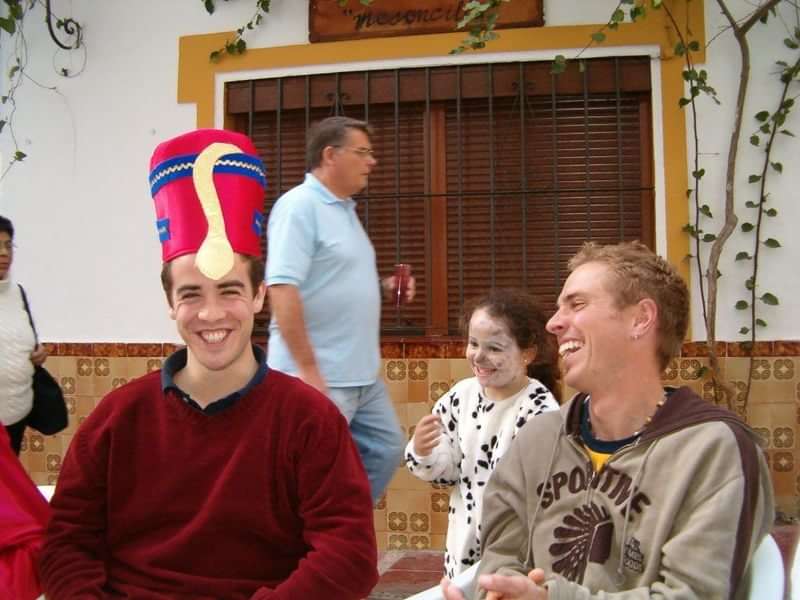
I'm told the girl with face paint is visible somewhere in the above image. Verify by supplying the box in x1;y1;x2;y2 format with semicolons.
405;289;560;579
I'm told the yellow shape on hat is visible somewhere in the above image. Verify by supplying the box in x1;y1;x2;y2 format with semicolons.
192;142;240;280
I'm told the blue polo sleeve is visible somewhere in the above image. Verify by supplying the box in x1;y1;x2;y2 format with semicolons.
266;193;315;287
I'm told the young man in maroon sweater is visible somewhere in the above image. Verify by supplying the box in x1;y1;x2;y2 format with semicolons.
39;130;379;599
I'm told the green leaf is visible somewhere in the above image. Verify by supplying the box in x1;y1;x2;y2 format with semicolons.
702;233;716;242
674;42;686;56
755;110;770;122
735;251;751;261
652;0;663;7
760;124;771;134
779;129;795;137
748;174;761;183
756;318;767;328
745;201;758;208
764;208;777;217
591;32;606;43
630;5;645;21
688;40;700;51
735;300;749;310
611;8;625;23
8;66;19;78
209;50;222;62
741;222;754;232
763;238;781;248
760;293;779;306
204;0;215;14
691;168;705;179
0;120;4;134
0;17;16;35
551;55;567;75
749;134;760;146
745;277;755;290
13;151;26;161
784;38;799;50
739;326;750;335
771;162;783;173
0;96;6;104
699;204;712;218
678;97;691;108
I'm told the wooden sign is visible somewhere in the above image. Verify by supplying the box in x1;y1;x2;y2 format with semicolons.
309;0;543;43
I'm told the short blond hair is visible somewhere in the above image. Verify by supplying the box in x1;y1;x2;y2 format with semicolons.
568;241;689;370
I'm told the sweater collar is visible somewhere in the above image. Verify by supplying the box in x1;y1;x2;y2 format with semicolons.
564;385;752;443
161;345;268;415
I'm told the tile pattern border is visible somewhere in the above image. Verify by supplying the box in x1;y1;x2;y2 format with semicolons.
42;340;800;358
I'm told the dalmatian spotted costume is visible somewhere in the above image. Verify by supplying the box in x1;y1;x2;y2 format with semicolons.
404;377;558;578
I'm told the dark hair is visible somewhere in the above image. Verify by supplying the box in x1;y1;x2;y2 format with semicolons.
306;116;373;170
160;255;265;306
568;241;689;371
462;288;561;402
0;215;14;239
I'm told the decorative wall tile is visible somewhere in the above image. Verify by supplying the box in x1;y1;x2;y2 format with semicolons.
92;343;128;357
17;343;800;547
727;341;773;358
774;341;800;356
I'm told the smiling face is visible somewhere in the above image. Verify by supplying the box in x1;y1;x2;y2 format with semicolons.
167;253;265;376
465;307;533;400
546;261;639;393
0;231;12;280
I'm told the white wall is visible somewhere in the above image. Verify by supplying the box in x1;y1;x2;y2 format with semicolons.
0;0;796;342
688;0;799;340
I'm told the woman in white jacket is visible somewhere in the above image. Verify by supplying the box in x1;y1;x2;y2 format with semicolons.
0;215;48;454
405;289;560;579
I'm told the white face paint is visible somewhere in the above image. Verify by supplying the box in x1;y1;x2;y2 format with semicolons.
465;307;530;401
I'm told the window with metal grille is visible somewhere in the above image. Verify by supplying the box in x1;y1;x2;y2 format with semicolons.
226;56;654;340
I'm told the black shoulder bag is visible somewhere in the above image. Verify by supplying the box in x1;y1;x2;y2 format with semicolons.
18;284;68;435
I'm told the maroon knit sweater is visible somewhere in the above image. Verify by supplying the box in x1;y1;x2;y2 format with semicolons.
39;368;378;599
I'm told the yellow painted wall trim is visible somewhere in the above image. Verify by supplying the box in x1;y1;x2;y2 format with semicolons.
177;0;704;278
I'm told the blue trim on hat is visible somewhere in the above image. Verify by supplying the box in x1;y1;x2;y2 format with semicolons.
252;210;264;237
149;152;267;197
157;218;170;242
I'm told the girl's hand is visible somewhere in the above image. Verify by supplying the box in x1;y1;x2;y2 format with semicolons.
412;414;443;456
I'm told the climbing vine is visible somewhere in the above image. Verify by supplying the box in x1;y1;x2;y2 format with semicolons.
0;0;84;179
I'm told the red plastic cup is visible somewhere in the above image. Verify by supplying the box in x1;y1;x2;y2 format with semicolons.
394;263;412;307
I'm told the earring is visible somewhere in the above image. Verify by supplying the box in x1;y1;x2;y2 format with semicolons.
631;333;640;341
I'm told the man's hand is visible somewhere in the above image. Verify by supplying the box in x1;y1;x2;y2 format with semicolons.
412;414;442;456
381;275;416;304
481;569;548;600
441;576;467;600
30;344;48;367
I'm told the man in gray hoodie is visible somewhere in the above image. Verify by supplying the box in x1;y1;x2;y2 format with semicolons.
443;240;774;600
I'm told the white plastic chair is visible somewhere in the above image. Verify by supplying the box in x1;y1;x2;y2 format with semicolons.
745;533;784;600
37;484;55;502
404;561;479;600
791;537;800;600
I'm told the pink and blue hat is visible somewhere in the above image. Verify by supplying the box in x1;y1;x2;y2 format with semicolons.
148;129;267;279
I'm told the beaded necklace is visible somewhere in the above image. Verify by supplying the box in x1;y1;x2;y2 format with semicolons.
586;390;668;439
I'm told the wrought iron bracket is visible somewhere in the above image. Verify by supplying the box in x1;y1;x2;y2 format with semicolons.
45;0;82;50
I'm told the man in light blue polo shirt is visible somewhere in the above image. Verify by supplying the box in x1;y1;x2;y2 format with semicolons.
266;116;412;503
